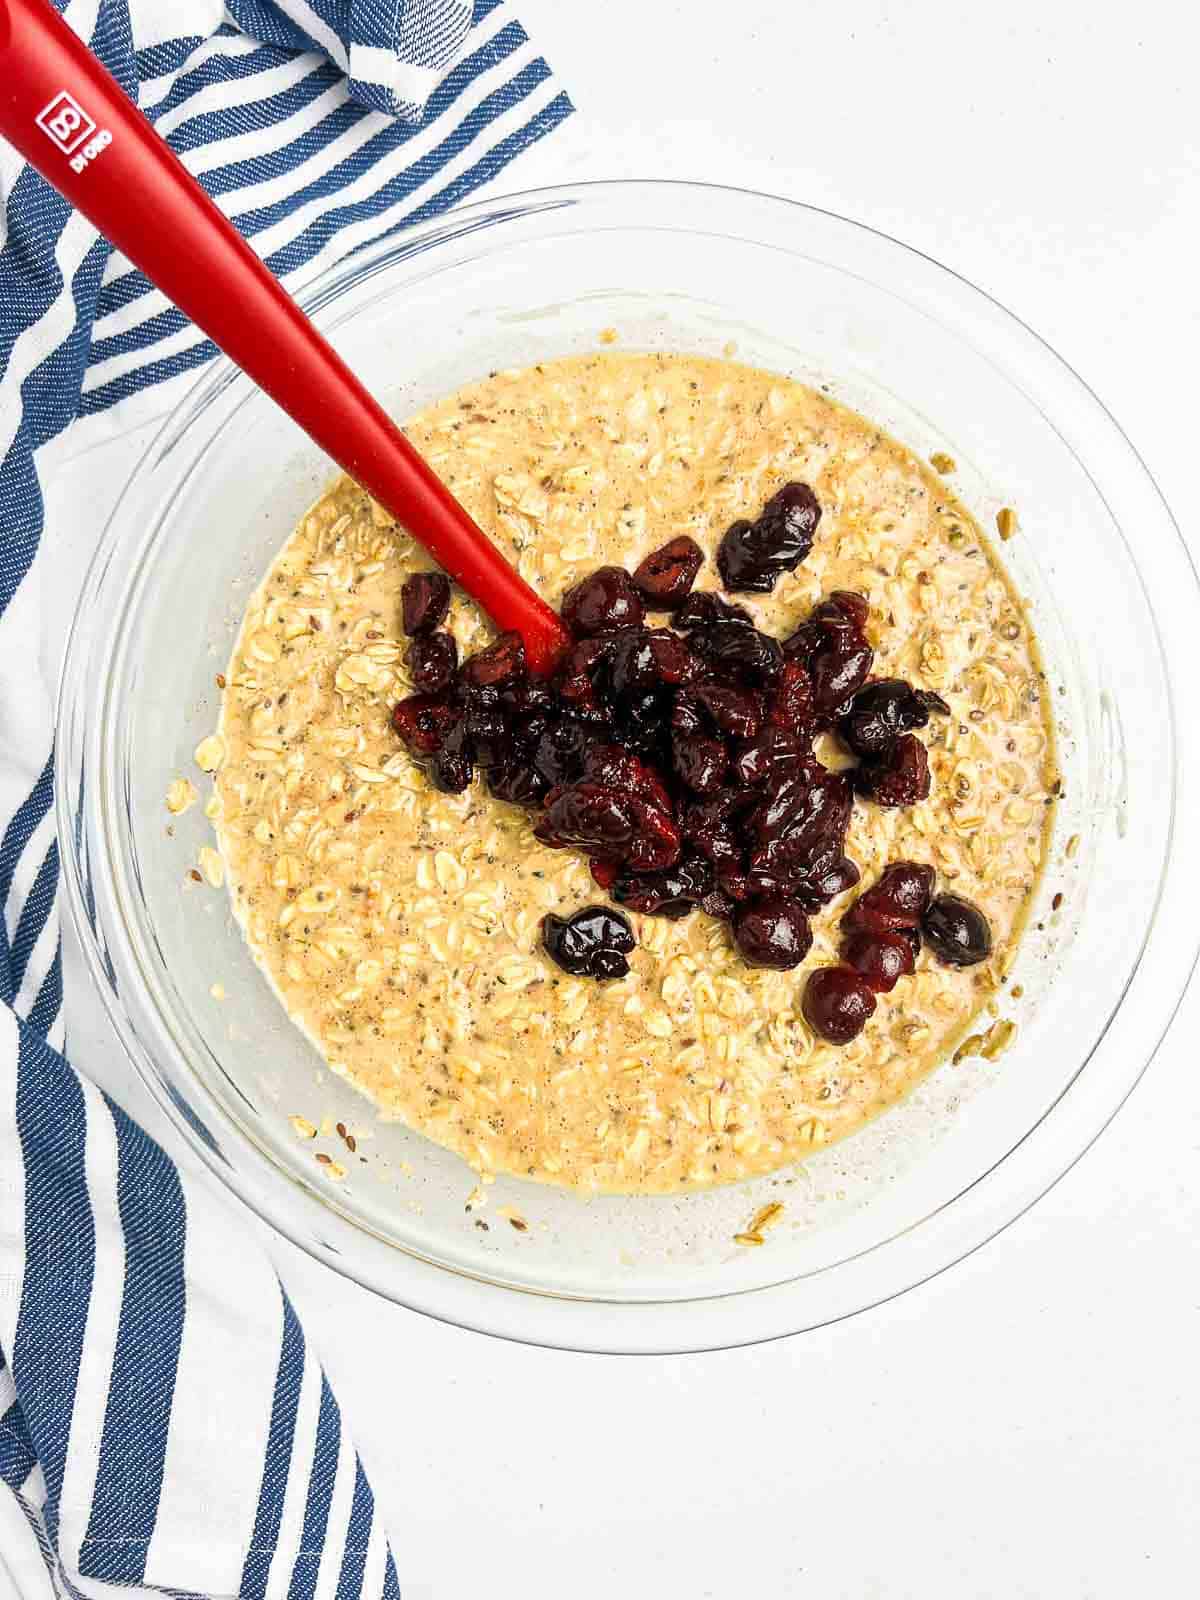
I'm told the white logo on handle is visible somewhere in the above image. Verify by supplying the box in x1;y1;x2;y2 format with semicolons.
35;91;96;155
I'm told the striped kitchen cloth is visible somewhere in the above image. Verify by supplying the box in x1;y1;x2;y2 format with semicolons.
0;2;571;1596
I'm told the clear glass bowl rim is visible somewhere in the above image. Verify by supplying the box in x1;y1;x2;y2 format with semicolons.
56;178;1200;1353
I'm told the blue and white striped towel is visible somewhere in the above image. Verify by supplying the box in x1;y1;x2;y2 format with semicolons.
0;2;570;1595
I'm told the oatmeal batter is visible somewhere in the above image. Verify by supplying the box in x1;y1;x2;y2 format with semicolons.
206;353;1054;1194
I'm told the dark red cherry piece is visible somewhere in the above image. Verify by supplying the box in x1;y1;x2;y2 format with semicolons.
560;567;645;636
461;630;527;691
841;862;935;937
716;482;821;593
840;929;916;993
840;678;947;759
673;733;728;795
406;631;458;694
733;897;813;969
922;894;993;967
802;966;877;1044
853;734;931;807
401;571;451;635
542;906;636;980
633;537;704;608
390;695;460;756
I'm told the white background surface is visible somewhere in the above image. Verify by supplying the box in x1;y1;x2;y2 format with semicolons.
9;2;1200;1596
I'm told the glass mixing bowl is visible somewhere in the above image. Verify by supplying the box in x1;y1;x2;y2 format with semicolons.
57;181;1200;1352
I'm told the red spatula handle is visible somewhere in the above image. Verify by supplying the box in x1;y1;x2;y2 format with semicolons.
0;0;568;673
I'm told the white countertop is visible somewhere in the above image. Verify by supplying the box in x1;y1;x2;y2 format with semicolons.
13;2;1200;1595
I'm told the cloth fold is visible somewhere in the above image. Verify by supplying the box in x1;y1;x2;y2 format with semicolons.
0;2;570;1594
227;1;476;119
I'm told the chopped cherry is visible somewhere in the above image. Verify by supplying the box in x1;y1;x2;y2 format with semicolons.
827;590;870;630
580;745;673;815
841;862;935;936
611;855;713;918
431;718;473;793
802;966;877;1044
534;783;638;858
463;707;510;768
533;720;588;787
542;906;636;980
921;894;993;967
785;593;873;719
746;770;853;879
462;630;526;690
733;896;813;969
487;763;547;806
609;628;698;694
716;482;821;593
732;726;811;788
633;537;704;608
625;800;682;872
681;789;755;865
561;567;644;636
841;929;916;992
840;678;947;759
401;571;451;635
697;620;784;686
671;693;705;737
589;858;619;890
391;695;460;756
694;684;762;739
769;660;815;737
789;853;861;912
646;630;700;684
853;733;931;806
673;733;728;794
406;631;458;694
556;635;615;718
675;591;753;630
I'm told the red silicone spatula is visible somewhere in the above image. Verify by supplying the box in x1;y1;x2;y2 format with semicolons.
0;0;569;674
